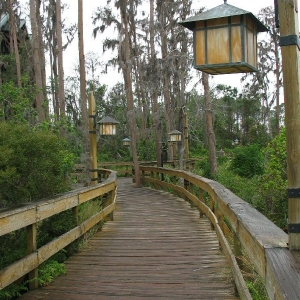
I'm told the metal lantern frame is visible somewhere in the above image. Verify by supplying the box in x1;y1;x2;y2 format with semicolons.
179;2;268;75
168;130;183;142
122;137;131;146
98;116;120;136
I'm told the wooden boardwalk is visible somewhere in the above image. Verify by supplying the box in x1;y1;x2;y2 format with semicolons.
20;178;239;299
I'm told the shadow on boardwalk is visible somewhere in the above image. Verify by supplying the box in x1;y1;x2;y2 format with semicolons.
20;178;239;299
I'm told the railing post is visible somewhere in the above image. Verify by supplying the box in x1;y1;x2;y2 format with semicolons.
184;179;189;202
107;189;116;221
141;169;145;185
73;206;79;225
198;189;205;218
26;224;38;290
187;182;195;207
210;195;215;230
132;166;135;183
233;233;244;270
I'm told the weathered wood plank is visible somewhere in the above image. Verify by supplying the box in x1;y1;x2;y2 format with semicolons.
20;178;239;299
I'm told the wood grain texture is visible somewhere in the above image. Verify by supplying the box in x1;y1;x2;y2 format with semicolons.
19;178;238;299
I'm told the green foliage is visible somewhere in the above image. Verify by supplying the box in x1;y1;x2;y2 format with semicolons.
246;279;268;300
0;230;26;270
230;145;264;178
37;210;77;249
215;161;261;205
137;137;156;161
0;282;28;300
38;260;66;287
258;128;287;228
0;77;38;123
0;123;74;208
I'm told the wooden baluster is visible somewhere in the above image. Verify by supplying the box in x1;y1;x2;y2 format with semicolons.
188;182;195;207
26;224;38;290
198;189;205;218
233;232;243;270
210;195;214;230
107;189;116;221
73;206;79;225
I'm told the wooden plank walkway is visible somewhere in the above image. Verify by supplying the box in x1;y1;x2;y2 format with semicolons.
20;178;239;299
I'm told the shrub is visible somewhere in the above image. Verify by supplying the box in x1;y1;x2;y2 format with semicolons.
258;128;287;228
0;123;75;208
230;145;264;178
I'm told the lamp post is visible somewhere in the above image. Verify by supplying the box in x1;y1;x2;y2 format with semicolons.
277;0;300;250
88;92;119;186
168;130;183;162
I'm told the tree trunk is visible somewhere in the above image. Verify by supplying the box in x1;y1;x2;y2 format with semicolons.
203;73;217;176
119;0;140;187
36;0;48;118
30;0;45;122
56;0;65;118
157;0;173;137
78;0;90;175
9;0;21;87
150;0;162;167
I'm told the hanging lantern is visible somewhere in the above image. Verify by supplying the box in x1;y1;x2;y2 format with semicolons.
179;1;268;75
168;130;183;142
122;138;131;146
98;116;119;135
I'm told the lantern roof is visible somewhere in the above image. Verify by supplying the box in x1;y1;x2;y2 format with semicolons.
179;2;268;33
168;130;182;135
98;116;120;124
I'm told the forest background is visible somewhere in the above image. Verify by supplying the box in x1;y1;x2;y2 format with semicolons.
0;0;290;299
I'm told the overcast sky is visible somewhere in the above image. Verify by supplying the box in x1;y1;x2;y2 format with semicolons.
19;0;280;89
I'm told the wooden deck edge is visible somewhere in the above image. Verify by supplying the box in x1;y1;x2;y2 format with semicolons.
265;247;300;300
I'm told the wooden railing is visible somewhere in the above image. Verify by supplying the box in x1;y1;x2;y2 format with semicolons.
72;159;196;181
0;169;117;290
139;166;300;300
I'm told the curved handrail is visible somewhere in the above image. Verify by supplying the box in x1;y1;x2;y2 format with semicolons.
0;169;118;290
139;166;299;300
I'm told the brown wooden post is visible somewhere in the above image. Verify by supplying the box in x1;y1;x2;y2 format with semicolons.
88;92;98;186
278;0;300;250
183;107;189;168
210;195;214;230
108;189;116;221
26;224;38;290
233;233;243;270
73;206;79;225
198;189;205;218
187;182;195;207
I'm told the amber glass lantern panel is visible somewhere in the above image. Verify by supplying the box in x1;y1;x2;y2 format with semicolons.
170;134;182;142
245;16;258;68
207;27;230;64
195;30;205;65
99;124;117;135
231;25;242;63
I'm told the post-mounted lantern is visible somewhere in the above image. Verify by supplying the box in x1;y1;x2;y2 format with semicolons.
122;138;131;146
168;130;183;142
98;116;119;136
179;1;268;75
